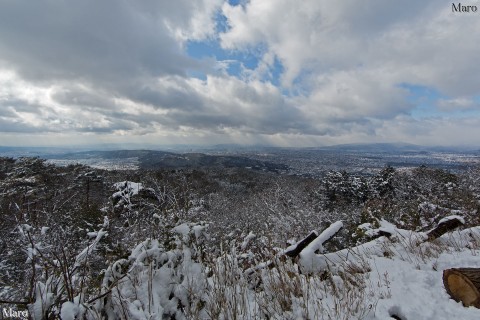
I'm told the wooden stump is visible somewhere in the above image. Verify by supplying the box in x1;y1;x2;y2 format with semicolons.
443;268;480;308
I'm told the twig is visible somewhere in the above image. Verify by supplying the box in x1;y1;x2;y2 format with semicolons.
0;299;30;305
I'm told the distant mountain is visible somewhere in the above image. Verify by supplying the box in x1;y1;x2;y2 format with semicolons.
0;146;91;158
317;143;479;153
316;143;424;153
47;149;175;160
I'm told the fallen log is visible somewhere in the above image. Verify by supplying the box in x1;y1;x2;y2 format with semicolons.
427;215;464;241
284;231;318;258
299;221;344;273
443;268;480;308
247;216;465;278
245;223;343;277
301;221;344;255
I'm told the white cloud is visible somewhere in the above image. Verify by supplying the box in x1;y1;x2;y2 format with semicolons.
220;0;480;115
212;0;480;146
1;0;480;146
161;0;223;42
437;97;478;111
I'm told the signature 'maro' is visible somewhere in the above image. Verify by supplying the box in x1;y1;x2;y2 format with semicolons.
452;2;478;12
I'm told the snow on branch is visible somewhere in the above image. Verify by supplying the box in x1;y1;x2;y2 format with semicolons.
74;229;107;268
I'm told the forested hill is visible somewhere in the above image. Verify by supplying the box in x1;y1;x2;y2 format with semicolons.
46;149;289;172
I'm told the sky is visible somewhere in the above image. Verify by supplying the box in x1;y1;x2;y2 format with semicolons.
0;0;480;147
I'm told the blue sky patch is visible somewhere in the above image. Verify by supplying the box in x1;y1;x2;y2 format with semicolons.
400;83;443;118
401;83;480;119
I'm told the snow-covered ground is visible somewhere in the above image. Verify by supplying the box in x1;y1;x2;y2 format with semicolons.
361;227;480;319
54;221;480;320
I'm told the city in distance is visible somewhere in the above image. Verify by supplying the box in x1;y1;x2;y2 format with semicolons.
1;142;479;175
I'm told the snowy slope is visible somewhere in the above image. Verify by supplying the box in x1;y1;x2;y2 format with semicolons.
365;229;480;319
75;223;480;319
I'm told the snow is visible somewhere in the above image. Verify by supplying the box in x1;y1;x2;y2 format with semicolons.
59;295;88;320
192;225;207;241
86;231;98;238
40;227;49;235
172;223;190;238
378;219;397;235
241;231;256;250
102;215;110;228
60;301;80;320
99;224;209;320
172;222;208;243
20;218;480;319
306;226;480;319
27;220;477;319
287;220;480;318
74;229;107;267
112;181;143;209
366;229;480;319
32;280;55;320
113;181;143;196
305;221;343;253
439;215;465;225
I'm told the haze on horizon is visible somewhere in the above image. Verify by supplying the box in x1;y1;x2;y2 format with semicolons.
1;1;480;148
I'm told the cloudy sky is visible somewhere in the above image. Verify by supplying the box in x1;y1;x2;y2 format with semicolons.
0;0;479;147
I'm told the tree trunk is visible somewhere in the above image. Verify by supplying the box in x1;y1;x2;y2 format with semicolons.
443;268;480;308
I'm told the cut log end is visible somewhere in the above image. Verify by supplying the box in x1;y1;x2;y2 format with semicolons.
443;268;480;308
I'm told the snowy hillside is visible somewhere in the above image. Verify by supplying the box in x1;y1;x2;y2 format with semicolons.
24;219;480;319
1;157;480;319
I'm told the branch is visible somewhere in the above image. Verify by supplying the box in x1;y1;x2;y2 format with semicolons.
87;289;112;304
87;272;129;304
0;299;30;305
